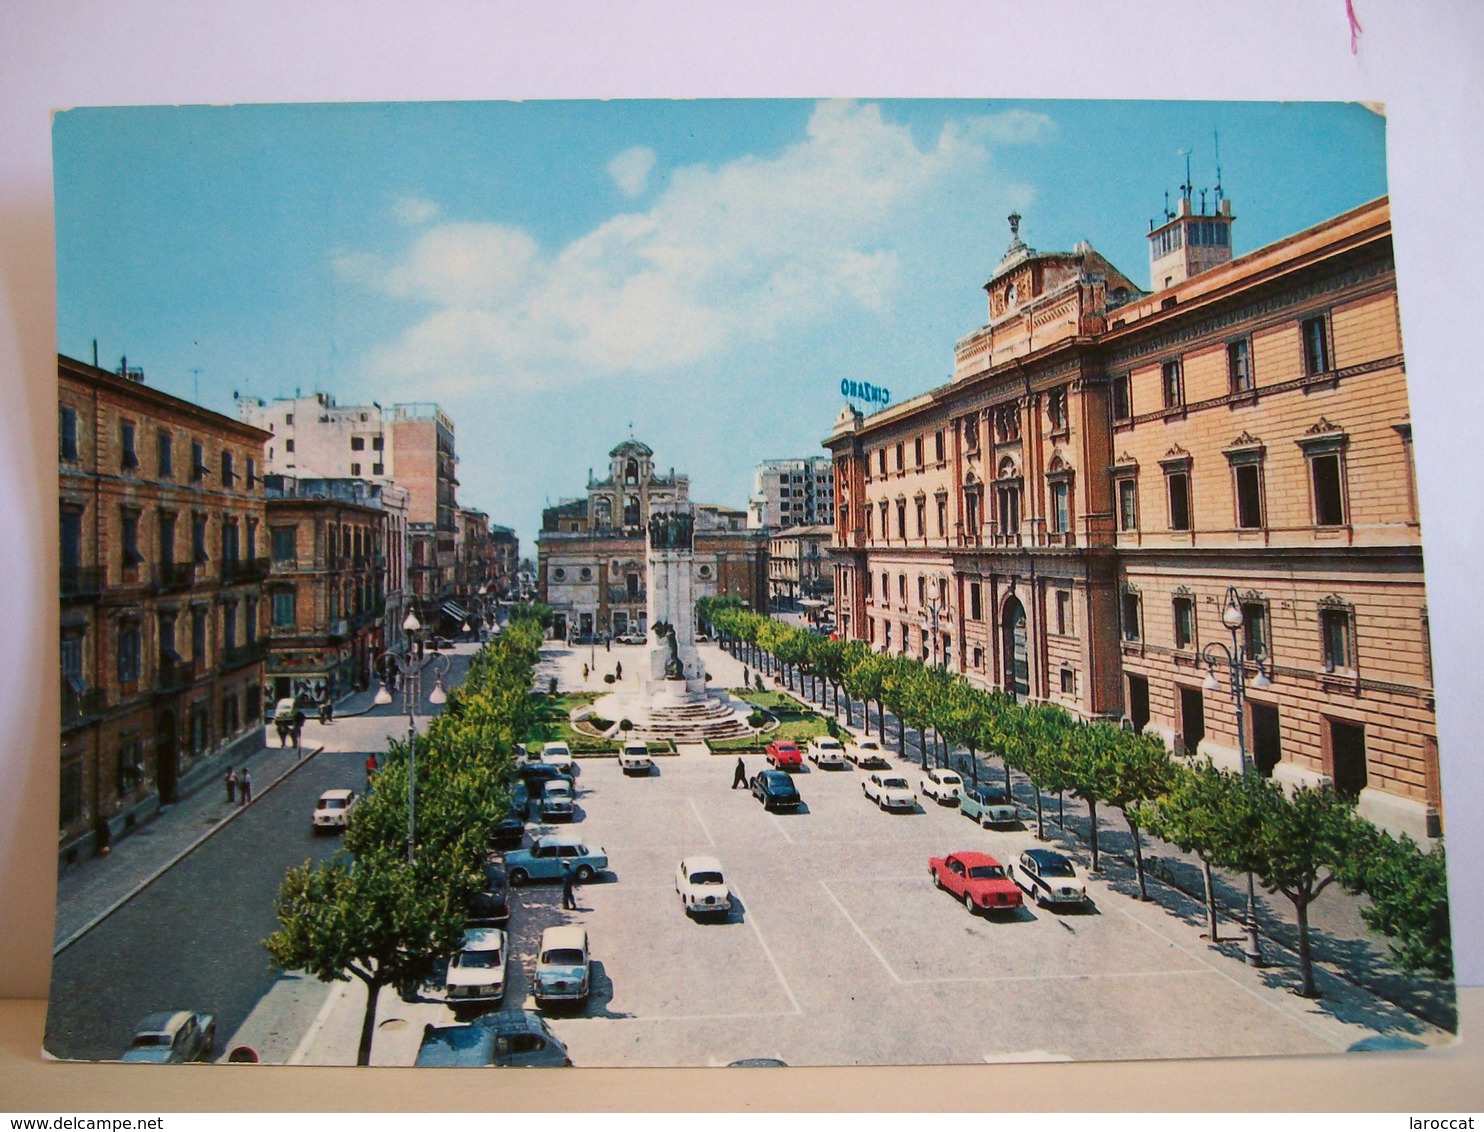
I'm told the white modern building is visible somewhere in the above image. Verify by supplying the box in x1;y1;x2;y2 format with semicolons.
748;456;835;531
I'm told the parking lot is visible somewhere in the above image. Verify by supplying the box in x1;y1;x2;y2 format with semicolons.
289;641;1441;1068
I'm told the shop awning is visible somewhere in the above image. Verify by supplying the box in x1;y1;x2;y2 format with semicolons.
442;600;470;621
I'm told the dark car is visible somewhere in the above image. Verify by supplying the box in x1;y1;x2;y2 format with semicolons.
119;1011;216;1063
489;813;525;851
519;762;575;792
467;858;510;926
750;770;801;811
415;1011;572;1068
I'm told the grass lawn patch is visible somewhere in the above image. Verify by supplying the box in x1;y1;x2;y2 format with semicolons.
708;690;830;752
525;692;616;754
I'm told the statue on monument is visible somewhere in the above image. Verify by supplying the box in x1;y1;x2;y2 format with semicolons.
651;620;684;679
647;510;694;551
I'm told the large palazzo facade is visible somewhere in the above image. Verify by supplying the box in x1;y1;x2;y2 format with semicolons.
826;196;1439;839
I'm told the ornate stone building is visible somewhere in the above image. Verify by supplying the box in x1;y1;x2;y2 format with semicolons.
59;354;272;862
827;196;1439;838
538;439;767;640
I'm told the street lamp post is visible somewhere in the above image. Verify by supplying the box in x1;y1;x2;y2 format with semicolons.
374;609;452;865
919;581;948;769
1199;585;1274;968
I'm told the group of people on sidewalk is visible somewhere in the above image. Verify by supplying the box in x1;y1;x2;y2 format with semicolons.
223;767;254;806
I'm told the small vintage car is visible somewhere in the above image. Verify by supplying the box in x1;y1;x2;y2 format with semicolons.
750;769;802;811
958;784;1019;827
929;851;1023;916
862;772;917;812
119;1011;216;1063
845;736;891;769
445;926;507;1007
312;788;359;832
807;736;849;769
618;740;654;775
504;835;607;886
920;767;964;805
415;1012;571;1068
533;925;591;1008
466;857;511;926
533;741;574;771
540;779;575;821
675;856;733;918
765;739;804;770
1011;848;1089;909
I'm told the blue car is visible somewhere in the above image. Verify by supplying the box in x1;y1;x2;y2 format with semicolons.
504;835;608;886
415;1011;571;1067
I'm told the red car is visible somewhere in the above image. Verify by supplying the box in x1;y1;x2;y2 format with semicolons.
929;851;1023;916
765;739;803;771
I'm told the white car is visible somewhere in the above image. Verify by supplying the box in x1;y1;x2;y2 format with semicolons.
312;788;359;831
921;767;964;805
617;632;648;646
862;773;917;812
807;736;848;769
675;856;732;918
533;925;590;1007
446;927;507;1006
618;740;654;775
845;736;890;769
535;741;574;771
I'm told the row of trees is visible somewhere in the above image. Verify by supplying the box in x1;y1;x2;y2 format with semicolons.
264;605;551;1064
698;597;1452;995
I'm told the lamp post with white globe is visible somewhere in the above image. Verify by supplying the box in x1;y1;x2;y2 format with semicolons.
1199;585;1276;967
374;608;451;865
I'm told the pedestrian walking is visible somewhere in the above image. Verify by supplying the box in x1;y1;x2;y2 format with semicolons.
225;768;237;804
605;636;611;653
732;757;747;789
275;720;289;748
293;709;306;756
615;660;623;680
318;700;329;725
239;768;253;805
324;699;334;724
560;860;578;911
365;753;378;787
582;663;590;682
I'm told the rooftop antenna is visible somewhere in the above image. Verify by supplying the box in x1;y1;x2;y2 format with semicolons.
1213;129;1224;205
1163;190;1172;221
1200;189;1208;214
1178;147;1194;204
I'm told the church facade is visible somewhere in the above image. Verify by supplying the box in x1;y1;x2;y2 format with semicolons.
537;440;768;640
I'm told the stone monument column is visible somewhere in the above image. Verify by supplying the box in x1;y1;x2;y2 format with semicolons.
645;510;707;700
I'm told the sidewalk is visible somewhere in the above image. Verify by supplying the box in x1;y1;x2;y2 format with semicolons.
723;639;1458;1033
52;734;323;951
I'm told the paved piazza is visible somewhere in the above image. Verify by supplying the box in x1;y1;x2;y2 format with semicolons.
287;643;1432;1068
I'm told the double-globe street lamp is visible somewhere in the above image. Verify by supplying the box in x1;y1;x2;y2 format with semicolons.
1198;585;1275;968
374;609;451;865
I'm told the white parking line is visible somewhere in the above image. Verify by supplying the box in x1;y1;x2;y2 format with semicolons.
730;882;803;1015
820;879;902;983
686;796;718;849
288;980;350;1065
553;1010;802;1025
767;813;794;843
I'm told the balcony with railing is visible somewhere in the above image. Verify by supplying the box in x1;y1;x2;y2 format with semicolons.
153;562;197;593
221;556;271;584
222;638;269;670
60;565;105;600
606;586;646;604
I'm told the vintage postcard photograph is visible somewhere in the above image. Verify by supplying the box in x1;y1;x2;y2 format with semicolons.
47;98;1455;1067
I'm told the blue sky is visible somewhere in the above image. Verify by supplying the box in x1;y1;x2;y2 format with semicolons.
54;99;1388;549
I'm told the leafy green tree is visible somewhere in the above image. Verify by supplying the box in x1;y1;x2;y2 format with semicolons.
1059;719;1124;872
1337;823;1453;979
265;844;468;1065
843;648;890;743
1137;759;1237;943
1098;730;1176;900
1246;782;1360;998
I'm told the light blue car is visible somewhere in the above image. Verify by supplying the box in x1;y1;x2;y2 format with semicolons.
959;785;1019;827
504;835;607;886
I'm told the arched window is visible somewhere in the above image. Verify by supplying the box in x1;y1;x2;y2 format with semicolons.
623;495;641;528
625;458;639;484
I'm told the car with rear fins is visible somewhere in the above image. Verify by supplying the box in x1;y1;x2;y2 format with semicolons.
929;851;1022;916
959;784;1019;827
765;739;803;770
807;736;849;769
1011;848;1089;909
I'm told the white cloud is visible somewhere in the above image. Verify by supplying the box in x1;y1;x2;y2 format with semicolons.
391;195;440;225
608;145;657;197
341;101;1052;393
